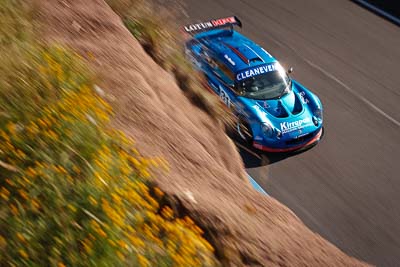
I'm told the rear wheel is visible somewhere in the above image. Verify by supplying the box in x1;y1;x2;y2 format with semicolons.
237;119;253;145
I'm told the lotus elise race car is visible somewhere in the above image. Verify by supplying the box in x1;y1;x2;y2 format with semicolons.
183;16;323;152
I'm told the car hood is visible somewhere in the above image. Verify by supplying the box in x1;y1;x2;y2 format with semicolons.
254;90;302;118
239;81;310;121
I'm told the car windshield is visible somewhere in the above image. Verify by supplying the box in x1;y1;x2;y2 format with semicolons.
236;68;291;100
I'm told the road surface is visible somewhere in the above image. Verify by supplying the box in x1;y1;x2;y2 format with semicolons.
180;0;400;266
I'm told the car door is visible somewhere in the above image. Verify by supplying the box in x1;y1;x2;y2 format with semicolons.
204;56;238;110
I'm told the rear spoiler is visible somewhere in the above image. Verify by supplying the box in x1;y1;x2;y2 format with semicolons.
183;16;242;35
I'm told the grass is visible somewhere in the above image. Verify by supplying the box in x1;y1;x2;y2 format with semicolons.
0;0;218;266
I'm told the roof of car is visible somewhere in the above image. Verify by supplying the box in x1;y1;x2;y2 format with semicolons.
194;29;277;73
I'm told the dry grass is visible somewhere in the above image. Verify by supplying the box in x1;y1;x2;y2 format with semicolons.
106;0;235;128
0;1;218;265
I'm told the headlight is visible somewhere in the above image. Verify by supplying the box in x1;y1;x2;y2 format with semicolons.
313;108;323;126
261;123;273;138
314;108;323;120
275;128;282;139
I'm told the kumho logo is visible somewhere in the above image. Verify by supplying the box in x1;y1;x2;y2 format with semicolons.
280;118;311;133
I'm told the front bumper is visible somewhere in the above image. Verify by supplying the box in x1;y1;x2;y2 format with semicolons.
253;128;323;153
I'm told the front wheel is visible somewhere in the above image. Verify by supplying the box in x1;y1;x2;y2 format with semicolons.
237;119;253;145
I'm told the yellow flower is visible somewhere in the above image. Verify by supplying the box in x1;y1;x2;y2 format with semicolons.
72;166;81;174
38;118;47;128
26;123;39;136
31;199;40;211
161;206;174;220
82;239;92;254
6;123;16;135
117;240;128;250
88;196;97;206
67;204;77;213
0;235;7;249
10;204;18;215
153;187;164;198
108;239;116;247
0;130;10;142
137;254;150;267
57;166;67;174
16;149;26;159
0;187;10;201
16;233;26;243
26;167;37;177
102;199;124;227
96;228;107;238
18;249;29;259
127;235;145;248
22;176;33;185
117;251;125;260
18;189;29;200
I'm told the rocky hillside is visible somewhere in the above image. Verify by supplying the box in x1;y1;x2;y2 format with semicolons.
37;0;368;265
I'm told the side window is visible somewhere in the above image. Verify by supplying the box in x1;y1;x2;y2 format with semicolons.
217;61;235;82
210;58;235;86
199;47;210;60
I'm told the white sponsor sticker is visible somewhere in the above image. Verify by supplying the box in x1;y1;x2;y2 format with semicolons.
280;118;312;134
299;91;309;104
224;54;236;65
219;85;231;108
236;63;277;81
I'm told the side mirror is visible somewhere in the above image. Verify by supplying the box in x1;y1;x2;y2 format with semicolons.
287;67;294;74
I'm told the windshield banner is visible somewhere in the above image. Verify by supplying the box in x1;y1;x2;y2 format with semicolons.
236;63;279;81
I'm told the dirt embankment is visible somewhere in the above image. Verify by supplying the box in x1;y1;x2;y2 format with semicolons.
37;0;369;265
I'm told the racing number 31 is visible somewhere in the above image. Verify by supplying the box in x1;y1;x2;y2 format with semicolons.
219;86;231;108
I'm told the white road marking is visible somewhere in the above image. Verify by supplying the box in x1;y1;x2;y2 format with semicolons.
305;59;400;127
235;142;262;160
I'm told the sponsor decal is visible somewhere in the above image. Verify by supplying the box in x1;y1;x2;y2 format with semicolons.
236;63;278;81
224;54;236;65
212;17;237;26
184;22;213;33
254;136;263;141
297;132;309;138
299;91;309;104
184;16;237;33
219;85;232;108
280;118;311;134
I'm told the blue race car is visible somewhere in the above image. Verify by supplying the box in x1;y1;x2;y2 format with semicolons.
183;16;323;152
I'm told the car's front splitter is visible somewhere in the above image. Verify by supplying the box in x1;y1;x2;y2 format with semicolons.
253;128;323;153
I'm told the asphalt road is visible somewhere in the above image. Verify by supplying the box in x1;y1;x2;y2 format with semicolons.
180;0;400;266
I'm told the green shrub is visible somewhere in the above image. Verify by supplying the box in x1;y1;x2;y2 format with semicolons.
0;44;216;267
0;1;217;266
